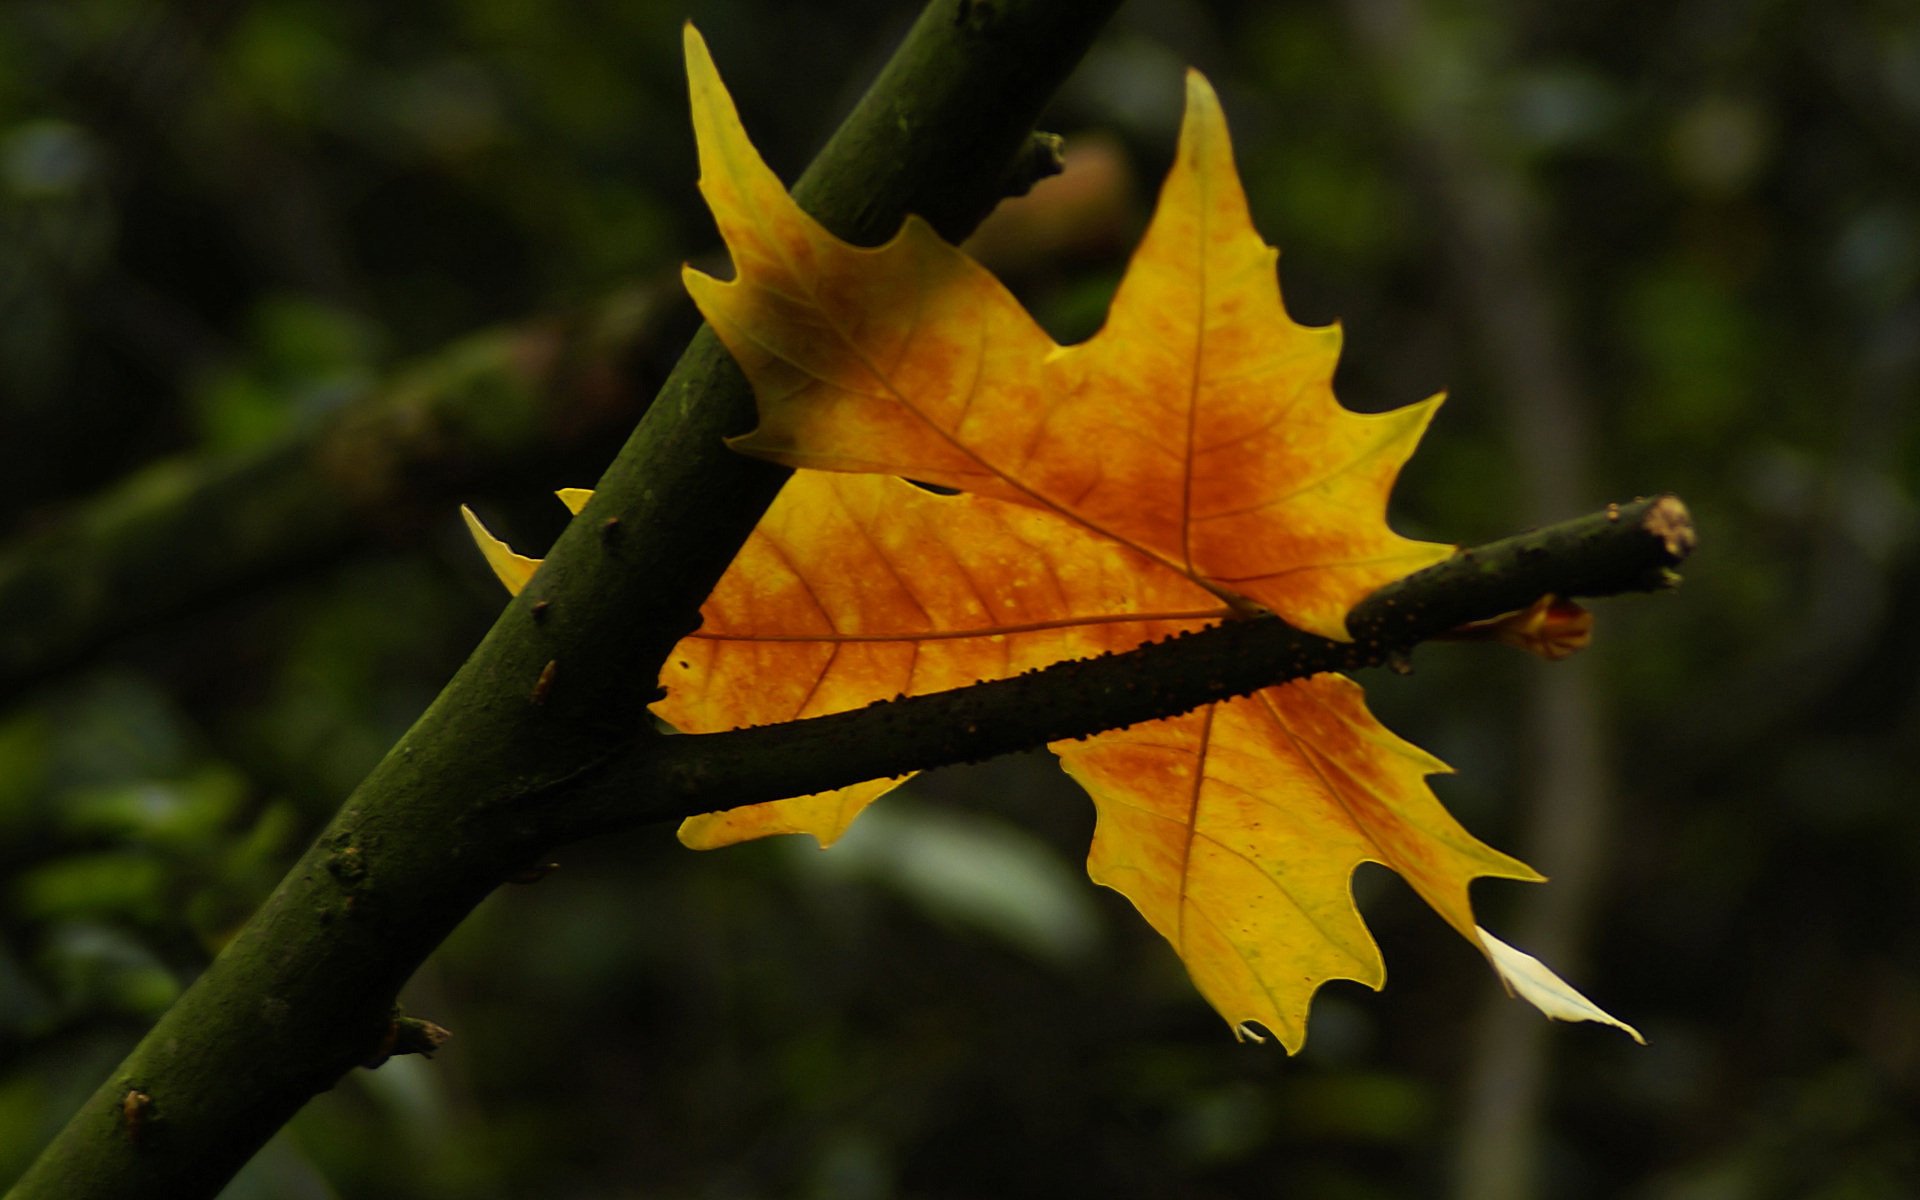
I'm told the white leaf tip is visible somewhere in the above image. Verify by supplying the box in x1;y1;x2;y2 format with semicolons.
1476;926;1644;1044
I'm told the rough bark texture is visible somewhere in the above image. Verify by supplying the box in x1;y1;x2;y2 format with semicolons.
6;3;1120;1195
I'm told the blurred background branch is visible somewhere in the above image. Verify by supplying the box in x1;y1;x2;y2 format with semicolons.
1337;1;1613;1195
0;277;692;707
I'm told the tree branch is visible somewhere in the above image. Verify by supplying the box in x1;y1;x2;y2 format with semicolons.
6;4;1119;1197
557;495;1695;838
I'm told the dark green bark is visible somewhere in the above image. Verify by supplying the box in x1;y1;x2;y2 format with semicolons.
6;3;1120;1195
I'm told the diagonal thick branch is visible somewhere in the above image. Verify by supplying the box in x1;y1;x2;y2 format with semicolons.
7;4;1122;1198
556;494;1696;839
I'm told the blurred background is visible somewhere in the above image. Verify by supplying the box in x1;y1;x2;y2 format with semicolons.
2;0;1916;1196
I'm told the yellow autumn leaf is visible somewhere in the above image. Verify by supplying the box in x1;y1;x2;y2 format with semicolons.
461;26;1637;1048
1057;676;1541;1044
682;27;1452;643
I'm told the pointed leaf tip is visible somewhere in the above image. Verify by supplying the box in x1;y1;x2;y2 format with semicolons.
460;490;591;597
681;22;715;87
1173;68;1237;198
1182;67;1223;124
680;15;814;308
460;505;542;597
1477;926;1644;1043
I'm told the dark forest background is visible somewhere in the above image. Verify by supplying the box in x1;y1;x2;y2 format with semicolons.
2;1;1917;1196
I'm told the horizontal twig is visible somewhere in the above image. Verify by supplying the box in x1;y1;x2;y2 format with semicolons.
565;495;1695;837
